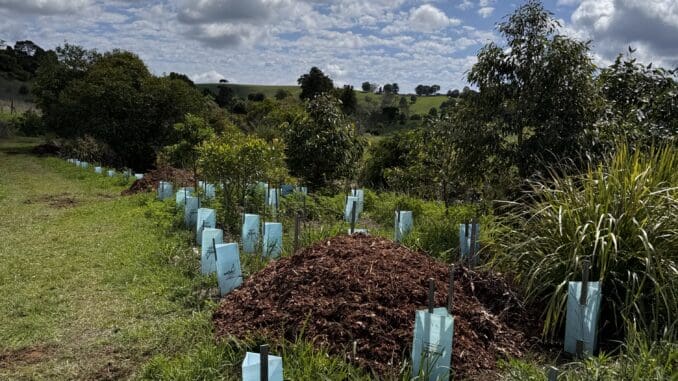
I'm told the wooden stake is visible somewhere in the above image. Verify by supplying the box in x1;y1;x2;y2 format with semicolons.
576;259;590;358
294;211;301;253
260;344;269;381
350;200;357;234
212;238;218;262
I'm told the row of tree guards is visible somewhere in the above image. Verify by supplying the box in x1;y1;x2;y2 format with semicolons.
67;158;143;180
69;158;603;378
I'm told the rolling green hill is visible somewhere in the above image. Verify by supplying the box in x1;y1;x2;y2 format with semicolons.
196;83;448;115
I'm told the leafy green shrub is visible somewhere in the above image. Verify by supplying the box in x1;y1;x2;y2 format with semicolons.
493;145;678;339
0;118;17;138
12;110;44;136
61;135;117;164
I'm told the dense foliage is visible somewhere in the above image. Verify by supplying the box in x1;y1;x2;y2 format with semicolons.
297;66;334;101
494;145;678;340
32;47;206;170
0;40;51;81
284;94;364;189
199;125;286;232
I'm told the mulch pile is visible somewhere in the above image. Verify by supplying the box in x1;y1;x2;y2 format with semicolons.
213;234;541;379
122;167;194;195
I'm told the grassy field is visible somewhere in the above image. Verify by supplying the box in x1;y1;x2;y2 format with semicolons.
1;138;673;380
0;138;213;379
0;138;374;380
196;83;448;115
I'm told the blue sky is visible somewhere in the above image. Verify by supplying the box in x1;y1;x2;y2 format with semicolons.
1;0;676;93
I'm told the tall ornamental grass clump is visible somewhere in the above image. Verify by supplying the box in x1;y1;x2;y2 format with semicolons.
494;145;677;340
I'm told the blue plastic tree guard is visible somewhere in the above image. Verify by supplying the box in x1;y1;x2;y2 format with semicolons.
263;222;282;258
199;181;216;199
94;166;102;174
297;186;308;195
107;169;115;177
564;281;602;356
134;173;144;180
347;228;369;234
81;161;89;169
411;307;454;381
241;214;260;253
196;208;216;242
267;188;279;207
200;228;223;275
74;159;80;166
242;352;283;381
184;196;199;227
395;211;413;241
281;184;295;196
458;223;480;259
344;196;360;223
351;189;365;214
157;181;173;200
215;243;243;296
175;187;194;206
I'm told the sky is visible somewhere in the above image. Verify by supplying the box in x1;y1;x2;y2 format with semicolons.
0;0;676;93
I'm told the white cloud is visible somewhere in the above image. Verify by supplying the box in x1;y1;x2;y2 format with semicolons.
478;6;494;18
191;70;227;83
457;0;474;11
569;0;678;67
0;0;92;14
383;4;461;34
0;0;499;92
411;4;460;30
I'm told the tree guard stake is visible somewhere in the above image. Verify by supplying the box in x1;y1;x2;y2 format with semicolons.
350;200;357;234
260;344;269;381
294;211;301;253
576;259;590;358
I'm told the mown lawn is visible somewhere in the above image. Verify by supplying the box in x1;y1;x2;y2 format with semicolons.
0;138;213;379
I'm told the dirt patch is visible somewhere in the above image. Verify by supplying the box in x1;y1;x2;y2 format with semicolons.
24;193;78;208
122;166;195;196
213;234;541;380
0;345;52;369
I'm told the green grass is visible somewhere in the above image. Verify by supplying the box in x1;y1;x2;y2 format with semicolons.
498;327;677;381
0;138;214;379
0;138;374;380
